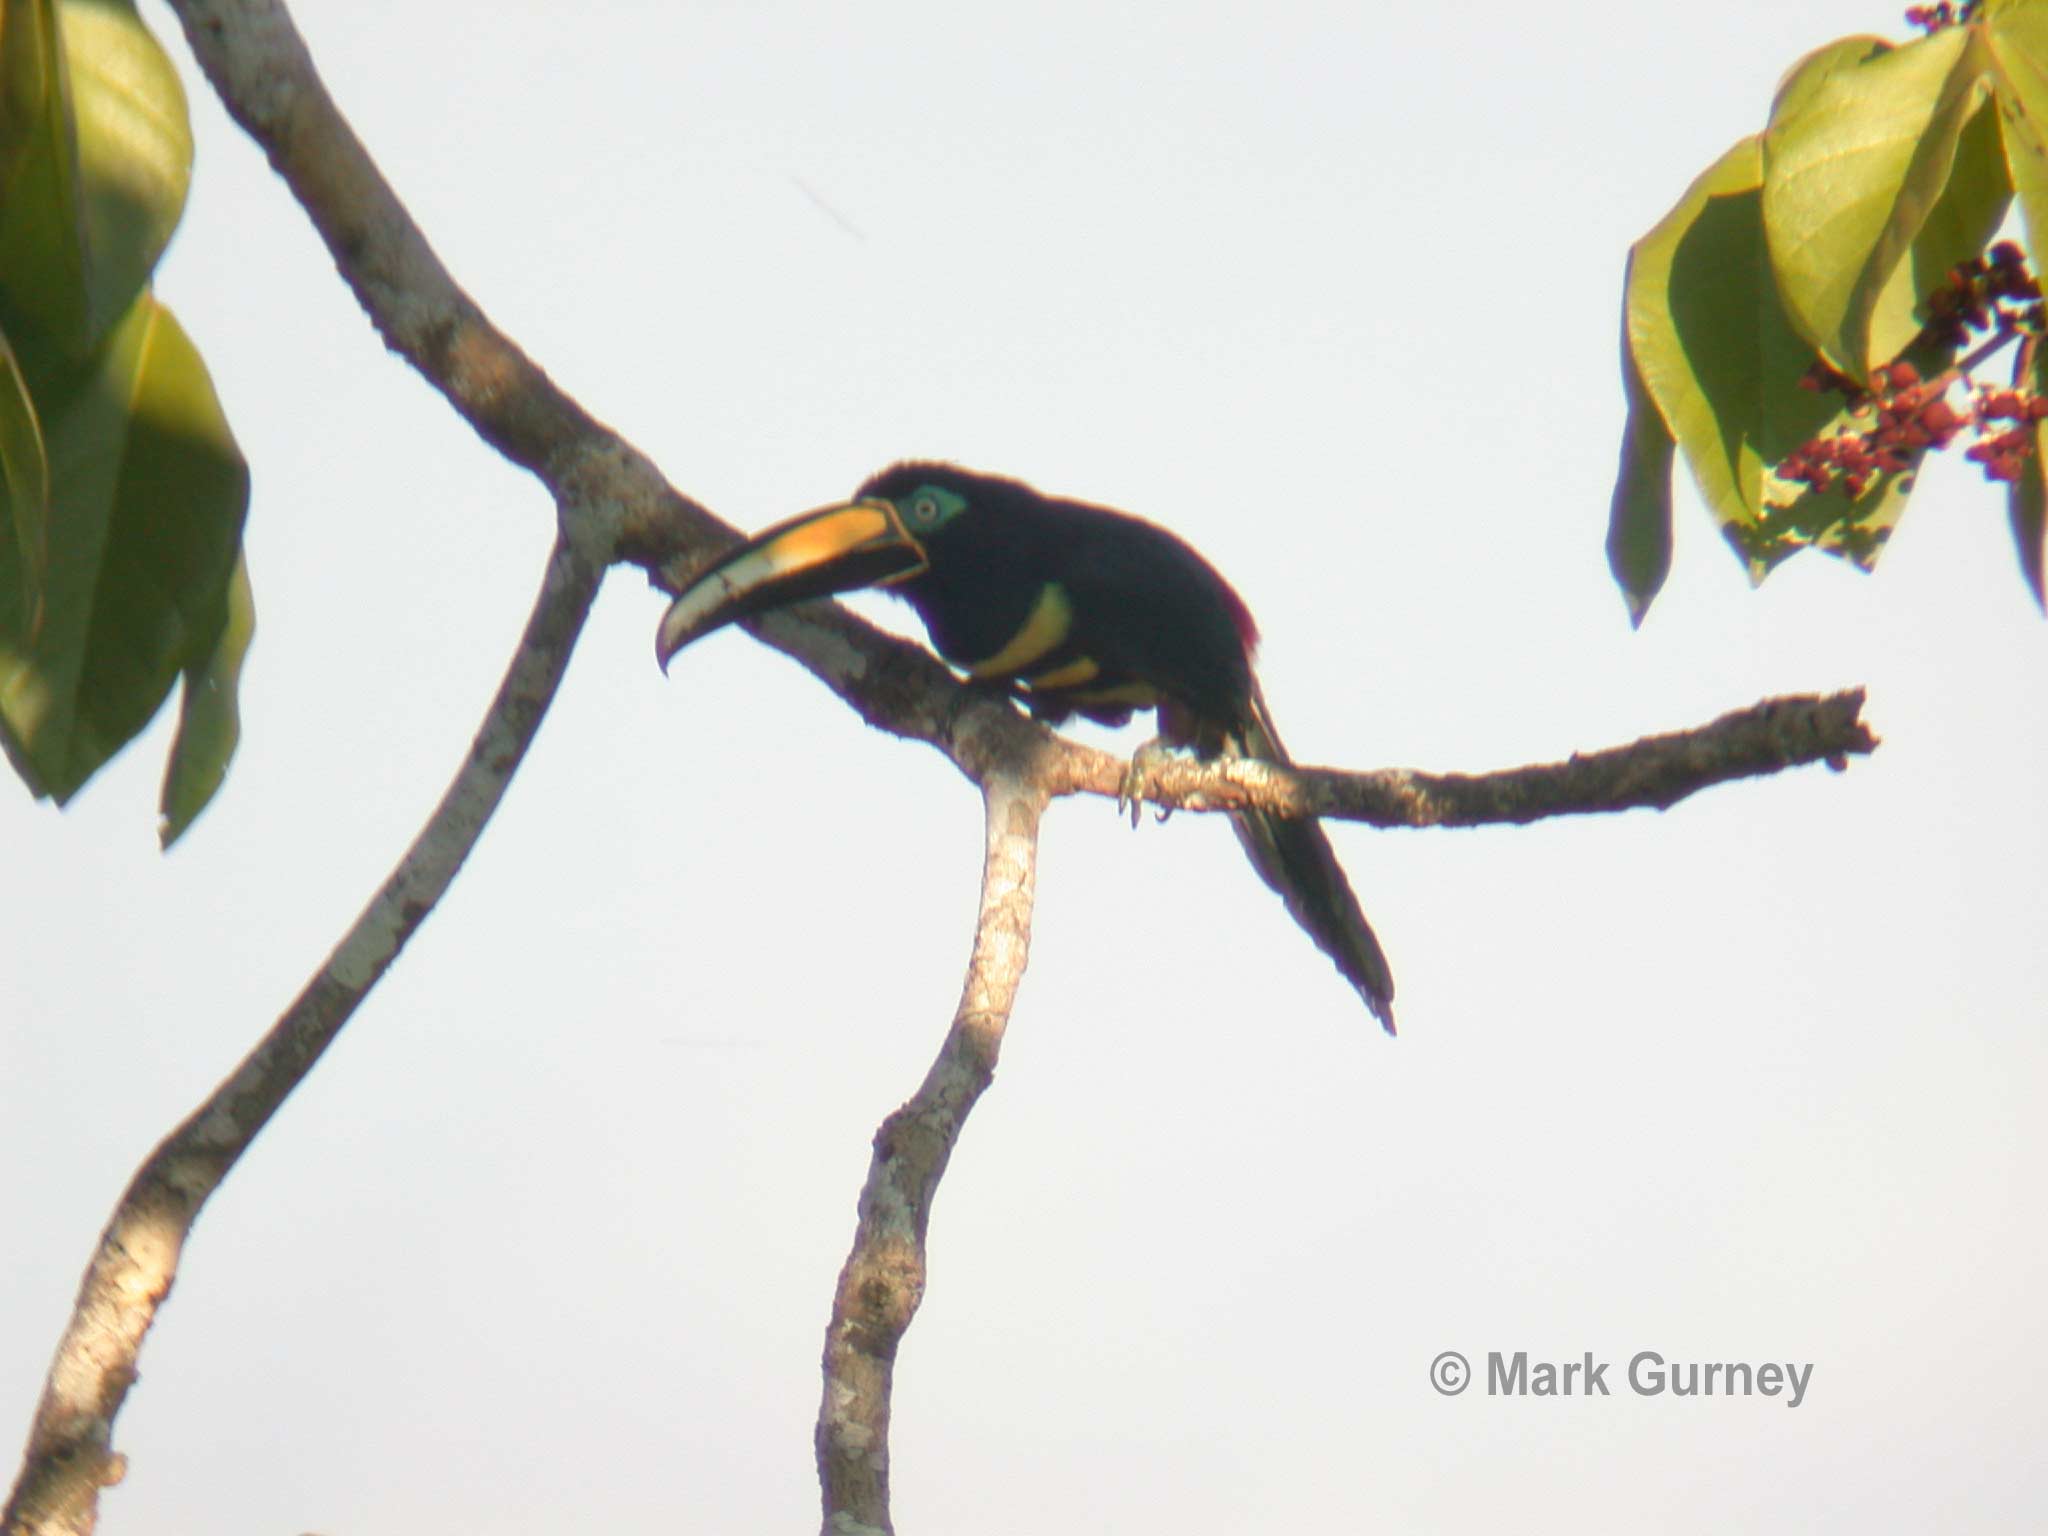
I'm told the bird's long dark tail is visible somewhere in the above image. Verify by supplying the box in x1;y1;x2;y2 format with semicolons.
1225;686;1396;1032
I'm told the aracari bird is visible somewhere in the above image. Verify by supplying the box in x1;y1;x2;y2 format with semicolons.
655;463;1396;1030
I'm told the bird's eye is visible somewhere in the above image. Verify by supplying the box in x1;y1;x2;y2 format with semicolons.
910;494;941;525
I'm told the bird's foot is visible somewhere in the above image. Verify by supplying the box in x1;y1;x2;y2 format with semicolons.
1116;737;1185;828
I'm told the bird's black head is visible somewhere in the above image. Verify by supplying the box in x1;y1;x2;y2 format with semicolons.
853;461;979;540
854;461;1059;537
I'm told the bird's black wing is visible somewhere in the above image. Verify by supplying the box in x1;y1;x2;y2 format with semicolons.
1039;499;1258;732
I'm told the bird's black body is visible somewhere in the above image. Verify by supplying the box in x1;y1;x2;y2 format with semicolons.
855;464;1258;737
656;461;1396;1028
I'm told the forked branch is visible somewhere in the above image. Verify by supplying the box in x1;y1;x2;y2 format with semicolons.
796;684;1873;1536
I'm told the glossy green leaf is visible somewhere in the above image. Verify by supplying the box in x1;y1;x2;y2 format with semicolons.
1986;0;2048;264
0;295;249;802
1763;25;1995;378
1606;282;1675;625
0;321;48;627
160;547;251;846
0;0;189;362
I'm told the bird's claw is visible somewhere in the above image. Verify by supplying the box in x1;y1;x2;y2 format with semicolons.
1117;739;1181;829
1115;761;1145;828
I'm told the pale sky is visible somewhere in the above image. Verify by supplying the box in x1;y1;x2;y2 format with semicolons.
4;1;2045;1530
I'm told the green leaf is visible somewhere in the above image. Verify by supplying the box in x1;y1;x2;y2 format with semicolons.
0;0;190;362
1768;34;1895;126
1624;138;1844;566
2006;330;2048;610
0;294;249;803
1986;0;2048;264
2;2;245;830
1626;137;1773;537
1873;93;2012;351
61;0;190;344
1606;283;1675;625
1621;126;1960;591
160;547;251;847
1743;320;1969;577
1728;430;1921;577
1763;25;1995;378
0;0;91;356
2012;418;2047;609
0;320;48;628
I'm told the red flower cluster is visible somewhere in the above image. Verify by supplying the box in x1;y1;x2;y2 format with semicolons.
1924;243;2043;350
1905;2;1980;33
1782;362;1967;499
1964;390;2048;483
1779;244;2046;497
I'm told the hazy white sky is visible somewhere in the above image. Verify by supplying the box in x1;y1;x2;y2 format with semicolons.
5;1;2045;1530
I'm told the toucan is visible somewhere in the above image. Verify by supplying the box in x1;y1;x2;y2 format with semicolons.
655;462;1396;1030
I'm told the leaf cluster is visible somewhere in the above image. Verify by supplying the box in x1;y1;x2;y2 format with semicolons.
0;0;249;844
1610;0;2048;620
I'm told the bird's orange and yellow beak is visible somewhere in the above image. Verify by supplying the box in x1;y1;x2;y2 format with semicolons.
655;497;929;670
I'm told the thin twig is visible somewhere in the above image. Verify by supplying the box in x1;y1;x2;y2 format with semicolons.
815;773;1047;1536
3;535;603;1536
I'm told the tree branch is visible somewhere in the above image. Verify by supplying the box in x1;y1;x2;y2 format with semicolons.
3;534;602;1536
164;0;721;563
1047;687;1880;824
816;773;1046;1536
736;602;1877;821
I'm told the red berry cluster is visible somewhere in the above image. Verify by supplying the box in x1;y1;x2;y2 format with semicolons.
1923;242;2043;351
1905;2;1979;32
1783;362;1966;499
1964;387;2048;482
